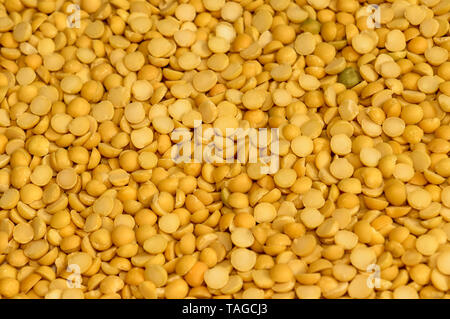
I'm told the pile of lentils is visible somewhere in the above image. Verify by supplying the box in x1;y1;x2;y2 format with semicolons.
0;0;449;299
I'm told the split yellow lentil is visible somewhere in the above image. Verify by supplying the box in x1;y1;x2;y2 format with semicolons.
0;0;448;301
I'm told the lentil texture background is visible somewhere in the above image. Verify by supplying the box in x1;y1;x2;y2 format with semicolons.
0;0;449;300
